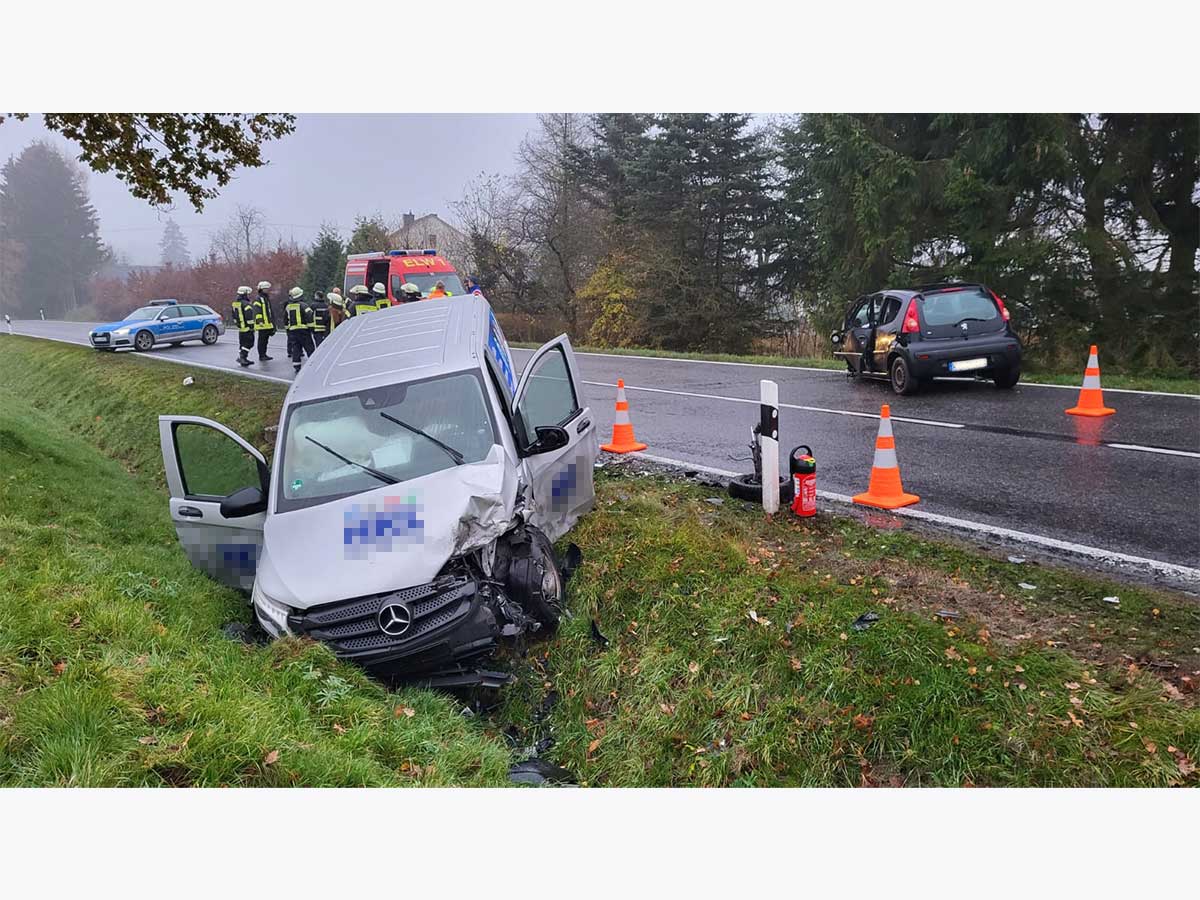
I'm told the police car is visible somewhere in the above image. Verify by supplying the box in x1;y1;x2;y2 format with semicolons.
89;299;225;352
156;295;598;687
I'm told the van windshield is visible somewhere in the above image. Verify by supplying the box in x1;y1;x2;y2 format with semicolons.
276;370;499;512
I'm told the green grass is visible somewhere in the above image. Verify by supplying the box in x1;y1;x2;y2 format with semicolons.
0;336;1196;786
512;342;1200;395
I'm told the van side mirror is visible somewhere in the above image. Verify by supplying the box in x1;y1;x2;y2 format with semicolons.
220;486;267;518
525;425;569;456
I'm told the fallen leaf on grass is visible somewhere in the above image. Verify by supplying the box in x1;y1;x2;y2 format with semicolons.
394;706;416;718
852;714;874;730
1014;665;1025;673
586;739;601;759
660;703;675;715
967;666;978;675
1064;681;1081;690
332;723;346;734
137;736;158;745
1070;696;1084;709
52;661;66;675
945;647;962;661
1067;711;1084;728
1178;757;1196;777
263;750;279;766
688;661;699;674
69;615;81;629
1162;683;1185;702
1142;740;1157;754
790;657;803;671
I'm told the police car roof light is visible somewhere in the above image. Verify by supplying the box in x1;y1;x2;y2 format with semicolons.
148;299;179;305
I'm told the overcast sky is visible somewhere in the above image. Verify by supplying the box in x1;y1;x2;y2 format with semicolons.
0;114;541;265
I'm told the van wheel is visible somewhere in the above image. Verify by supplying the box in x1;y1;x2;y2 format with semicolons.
889;356;918;395
134;330;154;352
201;324;219;345
993;366;1020;389
507;527;564;632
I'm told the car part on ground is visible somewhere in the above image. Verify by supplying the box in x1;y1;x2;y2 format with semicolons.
727;421;794;504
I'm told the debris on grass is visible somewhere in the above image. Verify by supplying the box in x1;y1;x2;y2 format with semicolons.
1007;555;1027;564
1019;582;1037;590
508;758;576;786
936;609;962;620
1102;596;1121;605
590;619;610;648
851;612;881;631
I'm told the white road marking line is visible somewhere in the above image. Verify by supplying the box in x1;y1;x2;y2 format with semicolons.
583;380;964;429
631;451;1200;586
1106;443;1200;459
513;346;1200;400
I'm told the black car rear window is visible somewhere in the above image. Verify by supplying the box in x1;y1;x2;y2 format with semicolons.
920;288;999;326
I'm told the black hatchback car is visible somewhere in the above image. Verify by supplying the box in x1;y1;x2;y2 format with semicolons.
831;282;1022;394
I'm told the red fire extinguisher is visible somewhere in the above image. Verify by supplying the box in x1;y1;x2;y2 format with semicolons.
790;445;817;517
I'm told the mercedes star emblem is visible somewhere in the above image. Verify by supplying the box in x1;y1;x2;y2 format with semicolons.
377;600;413;637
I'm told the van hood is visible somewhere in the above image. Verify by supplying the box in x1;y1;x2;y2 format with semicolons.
257;444;517;611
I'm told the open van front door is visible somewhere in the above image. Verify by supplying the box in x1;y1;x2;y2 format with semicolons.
158;415;269;592
512;335;598;541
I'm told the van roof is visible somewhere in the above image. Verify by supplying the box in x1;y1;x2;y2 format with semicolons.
287;295;491;403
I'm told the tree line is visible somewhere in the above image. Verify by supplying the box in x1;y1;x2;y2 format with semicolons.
460;113;1198;374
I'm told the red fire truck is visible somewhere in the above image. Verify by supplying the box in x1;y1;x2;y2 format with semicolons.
343;249;468;304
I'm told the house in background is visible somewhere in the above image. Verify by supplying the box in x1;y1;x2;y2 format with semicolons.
389;212;471;268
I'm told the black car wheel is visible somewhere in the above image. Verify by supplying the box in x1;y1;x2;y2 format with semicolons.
201;324;219;345
727;474;795;504
133;330;154;352
507;527;565;631
993;366;1020;389
889;356;919;395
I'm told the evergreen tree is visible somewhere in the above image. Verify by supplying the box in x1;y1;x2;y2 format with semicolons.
0;141;109;317
346;214;392;255
300;225;346;295
159;217;190;267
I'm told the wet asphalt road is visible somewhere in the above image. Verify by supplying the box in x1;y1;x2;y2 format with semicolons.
7;319;1200;569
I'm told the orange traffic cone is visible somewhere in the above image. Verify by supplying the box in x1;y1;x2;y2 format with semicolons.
600;378;647;453
853;404;919;509
1065;345;1115;417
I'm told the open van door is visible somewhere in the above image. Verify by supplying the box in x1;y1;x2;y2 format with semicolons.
158;415;269;592
512;335;597;540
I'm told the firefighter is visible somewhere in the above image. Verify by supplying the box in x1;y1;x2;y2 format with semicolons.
347;284;372;316
252;280;276;360
310;290;330;348
371;281;391;310
231;286;256;367
284;287;315;372
327;286;348;329
400;282;422;302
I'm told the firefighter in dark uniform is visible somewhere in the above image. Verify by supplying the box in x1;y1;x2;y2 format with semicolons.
284;287;316;372
252;280;276;360
346;284;372;317
370;281;391;311
232;286;256;367
310;291;330;348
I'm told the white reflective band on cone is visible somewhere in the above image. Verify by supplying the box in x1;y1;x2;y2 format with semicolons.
616;386;629;403
614;408;631;425
877;416;894;439
1088;353;1100;367
872;447;899;469
1082;374;1102;389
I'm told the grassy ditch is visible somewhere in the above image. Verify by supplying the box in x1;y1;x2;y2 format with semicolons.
0;336;1196;786
511;342;1200;395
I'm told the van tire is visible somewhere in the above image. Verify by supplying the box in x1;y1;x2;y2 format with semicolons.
506;527;564;632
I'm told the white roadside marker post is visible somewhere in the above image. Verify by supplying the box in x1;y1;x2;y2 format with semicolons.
760;379;780;515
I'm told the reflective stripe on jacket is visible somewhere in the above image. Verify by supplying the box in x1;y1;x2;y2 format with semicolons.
232;300;253;332
284;301;313;331
253;296;274;330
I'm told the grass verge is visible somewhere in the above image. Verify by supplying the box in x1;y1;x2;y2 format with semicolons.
1;337;1196;786
512;342;1200;395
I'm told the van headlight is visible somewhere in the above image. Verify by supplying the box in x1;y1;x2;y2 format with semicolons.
252;581;292;634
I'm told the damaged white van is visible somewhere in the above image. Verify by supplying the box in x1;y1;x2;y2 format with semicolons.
158;295;598;687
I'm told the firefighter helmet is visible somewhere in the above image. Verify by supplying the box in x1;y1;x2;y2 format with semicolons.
401;282;421;296
372;282;386;296
257;281;272;290
350;284;370;296
289;287;303;299
237;285;252;296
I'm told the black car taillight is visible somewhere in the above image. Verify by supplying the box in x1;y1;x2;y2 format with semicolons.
990;290;1011;322
902;299;920;334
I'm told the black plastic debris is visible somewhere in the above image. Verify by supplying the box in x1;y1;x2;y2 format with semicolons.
850;612;881;632
508;757;577;786
590;619;610;648
562;543;583;581
221;621;268;645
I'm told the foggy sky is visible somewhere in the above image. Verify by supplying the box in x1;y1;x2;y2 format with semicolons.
0;114;541;265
